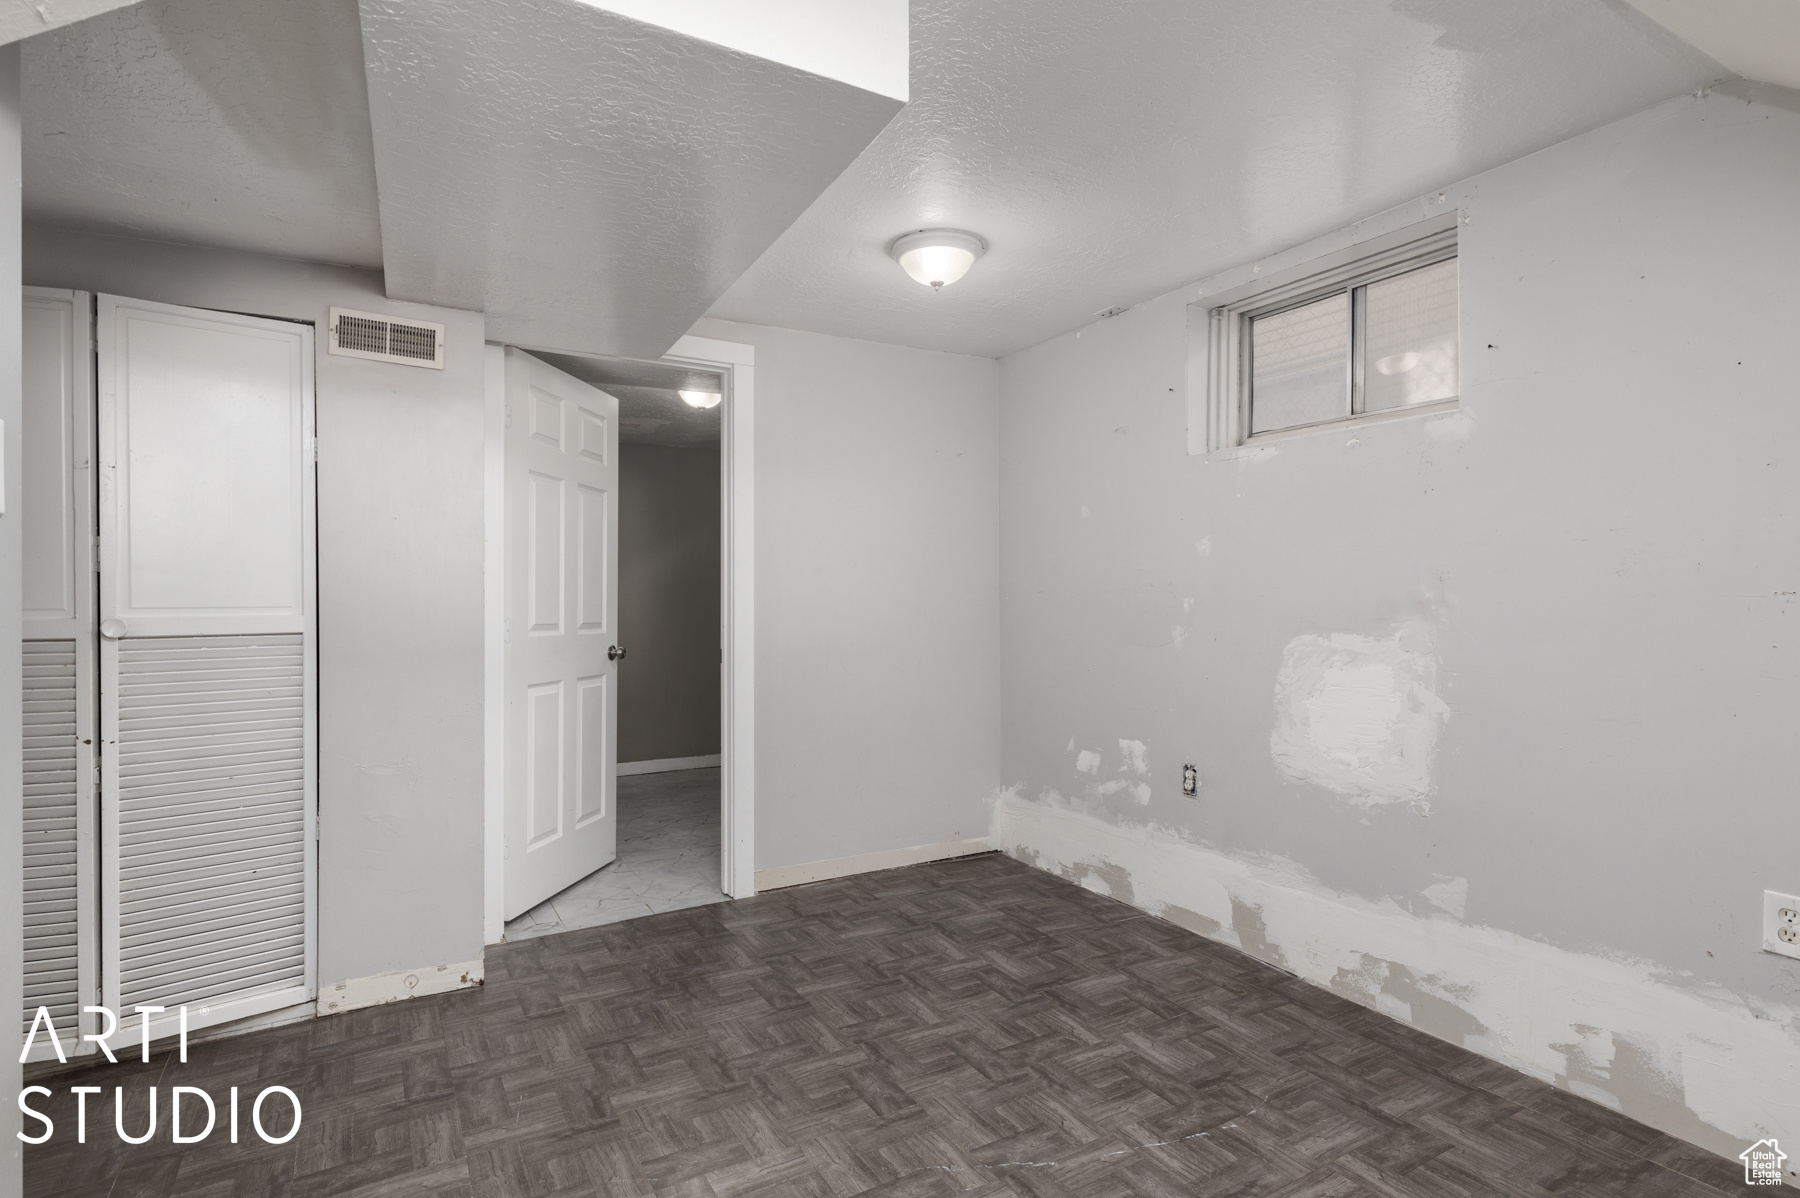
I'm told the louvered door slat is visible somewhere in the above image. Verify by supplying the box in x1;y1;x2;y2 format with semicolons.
112;635;310;1017
22;641;82;1045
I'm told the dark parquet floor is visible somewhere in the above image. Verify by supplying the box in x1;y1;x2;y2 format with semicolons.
24;853;1760;1197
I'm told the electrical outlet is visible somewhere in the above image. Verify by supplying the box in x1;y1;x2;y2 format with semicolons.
1181;764;1199;797
1764;891;1800;960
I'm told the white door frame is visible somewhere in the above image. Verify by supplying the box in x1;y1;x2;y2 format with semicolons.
483;335;755;942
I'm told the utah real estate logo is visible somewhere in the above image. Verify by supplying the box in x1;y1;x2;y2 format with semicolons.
1741;1139;1786;1187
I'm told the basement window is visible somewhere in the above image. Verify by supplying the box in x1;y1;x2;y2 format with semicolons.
1191;220;1459;451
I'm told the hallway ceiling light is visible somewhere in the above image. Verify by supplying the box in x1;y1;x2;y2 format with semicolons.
679;388;722;409
888;229;986;290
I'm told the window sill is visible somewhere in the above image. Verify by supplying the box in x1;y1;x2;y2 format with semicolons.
1231;397;1460;451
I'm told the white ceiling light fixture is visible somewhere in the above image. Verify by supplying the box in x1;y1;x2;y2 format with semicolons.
889;228;986;290
679;388;722;409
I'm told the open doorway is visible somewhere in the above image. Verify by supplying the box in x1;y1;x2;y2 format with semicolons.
485;337;754;942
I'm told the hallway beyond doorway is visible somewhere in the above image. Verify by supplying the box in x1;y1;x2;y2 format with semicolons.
504;768;725;940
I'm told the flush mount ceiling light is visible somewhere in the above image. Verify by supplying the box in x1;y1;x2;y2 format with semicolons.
679;388;722;409
888;228;986;290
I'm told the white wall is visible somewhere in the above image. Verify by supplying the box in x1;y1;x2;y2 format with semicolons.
0;44;22;1198
996;80;1800;1174
23;227;488;990
690;317;1001;874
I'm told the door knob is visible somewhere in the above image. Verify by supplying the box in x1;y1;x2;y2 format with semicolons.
100;618;127;640
608;645;626;661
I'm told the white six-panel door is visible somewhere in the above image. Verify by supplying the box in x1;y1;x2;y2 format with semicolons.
20;289;98;1061
503;348;620;919
96;295;317;1046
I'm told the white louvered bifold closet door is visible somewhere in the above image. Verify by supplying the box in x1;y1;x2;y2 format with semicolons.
97;295;316;1049
21;289;98;1062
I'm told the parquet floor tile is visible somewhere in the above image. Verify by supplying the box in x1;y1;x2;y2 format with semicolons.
24;854;1753;1196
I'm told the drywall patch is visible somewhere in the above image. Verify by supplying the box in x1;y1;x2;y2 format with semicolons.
1421;874;1469;919
1085;741;1153;805
990;793;1800;1175
1162;904;1223;937
1608;1035;1726;1151
1270;621;1449;809
1231;899;1286;969
1332;953;1489;1046
1552;1023;1625;1109
1073;859;1136;904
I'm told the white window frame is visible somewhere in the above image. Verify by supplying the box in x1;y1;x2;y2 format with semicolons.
1188;212;1460;454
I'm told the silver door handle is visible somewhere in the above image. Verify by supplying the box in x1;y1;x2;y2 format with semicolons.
608;645;626;661
100;618;127;640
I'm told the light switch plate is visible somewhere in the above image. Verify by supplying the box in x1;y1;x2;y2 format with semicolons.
1764;890;1800;960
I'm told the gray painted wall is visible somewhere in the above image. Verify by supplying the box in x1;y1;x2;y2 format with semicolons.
618;443;720;764
998;82;1800;1156
1;45;22;1198
22;226;488;987
691;317;1002;872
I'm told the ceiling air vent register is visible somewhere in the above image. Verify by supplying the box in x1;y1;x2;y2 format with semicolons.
328;307;445;369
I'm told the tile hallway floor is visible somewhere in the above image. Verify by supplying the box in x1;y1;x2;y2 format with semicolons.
504;767;726;940
24;853;1760;1198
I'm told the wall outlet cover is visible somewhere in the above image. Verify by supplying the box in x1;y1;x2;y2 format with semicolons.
1763;890;1800;960
1181;764;1199;797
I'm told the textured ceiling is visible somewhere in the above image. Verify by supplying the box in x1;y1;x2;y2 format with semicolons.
0;0;138;47
532;351;723;447
359;0;905;360
18;0;1732;363
22;0;382;268
705;0;1726;358
610;385;722;448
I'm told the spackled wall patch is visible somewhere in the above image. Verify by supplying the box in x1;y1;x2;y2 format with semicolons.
1269;621;1448;809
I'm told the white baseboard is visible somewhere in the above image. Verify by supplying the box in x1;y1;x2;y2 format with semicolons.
316;956;485;1017
618;754;721;776
755;834;992;892
993;794;1800;1188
